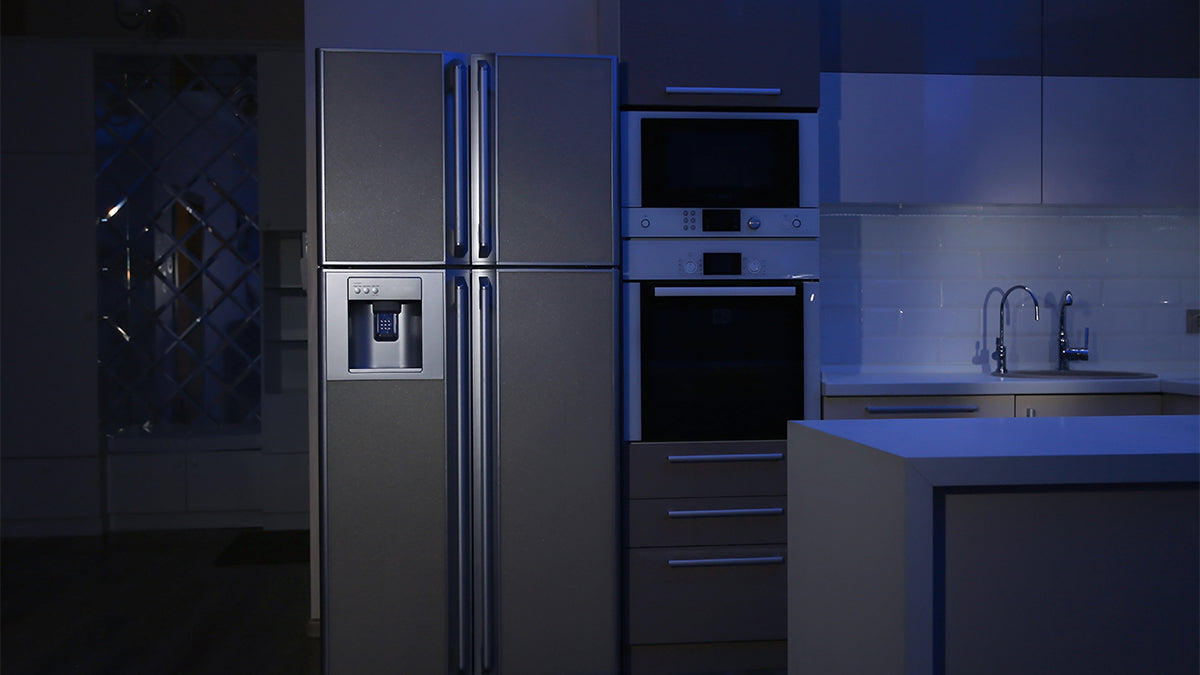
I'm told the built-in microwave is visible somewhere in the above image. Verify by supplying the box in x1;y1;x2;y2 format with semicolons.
621;110;819;238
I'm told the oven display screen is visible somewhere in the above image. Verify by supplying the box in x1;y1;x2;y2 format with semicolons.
703;252;742;275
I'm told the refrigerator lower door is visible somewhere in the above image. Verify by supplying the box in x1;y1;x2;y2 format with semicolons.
321;269;462;674
474;269;620;674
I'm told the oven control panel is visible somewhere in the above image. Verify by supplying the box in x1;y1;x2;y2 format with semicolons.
624;239;818;281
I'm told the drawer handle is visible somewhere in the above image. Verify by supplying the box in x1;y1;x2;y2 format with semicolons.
864;405;979;415
668;556;784;568
664;86;782;96
667;453;784;464
668;508;783;519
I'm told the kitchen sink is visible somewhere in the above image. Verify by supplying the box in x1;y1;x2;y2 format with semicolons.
993;369;1157;380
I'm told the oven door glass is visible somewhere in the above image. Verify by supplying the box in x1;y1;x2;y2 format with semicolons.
639;118;800;208
639;282;806;442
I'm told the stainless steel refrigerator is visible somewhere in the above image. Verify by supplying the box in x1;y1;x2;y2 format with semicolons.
316;50;619;674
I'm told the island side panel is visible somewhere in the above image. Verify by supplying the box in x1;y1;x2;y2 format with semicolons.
788;422;929;674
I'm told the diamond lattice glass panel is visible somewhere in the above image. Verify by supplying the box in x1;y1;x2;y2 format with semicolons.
96;54;260;435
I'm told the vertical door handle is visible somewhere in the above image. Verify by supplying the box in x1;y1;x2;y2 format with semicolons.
453;275;471;673
448;59;468;260
476;60;493;261
478;275;496;672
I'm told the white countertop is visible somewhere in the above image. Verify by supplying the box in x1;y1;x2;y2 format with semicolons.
822;368;1200;397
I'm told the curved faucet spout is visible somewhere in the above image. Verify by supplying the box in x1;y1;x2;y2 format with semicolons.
994;285;1039;375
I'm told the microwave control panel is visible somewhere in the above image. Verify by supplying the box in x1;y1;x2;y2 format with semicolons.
623;207;819;238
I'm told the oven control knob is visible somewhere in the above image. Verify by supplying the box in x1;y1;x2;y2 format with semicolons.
683;259;698;274
748;259;762;274
747;217;761;230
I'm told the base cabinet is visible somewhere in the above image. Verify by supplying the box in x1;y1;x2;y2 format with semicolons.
824;393;1164;419
625;440;787;675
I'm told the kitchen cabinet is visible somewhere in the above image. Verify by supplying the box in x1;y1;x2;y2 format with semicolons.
1042;76;1200;207
1043;0;1199;78
625;440;787;674
822;394;1015;419
618;0;819;110
821;0;1041;75
818;72;1042;204
1015;393;1161;417
1163;394;1200;415
824;393;1165;419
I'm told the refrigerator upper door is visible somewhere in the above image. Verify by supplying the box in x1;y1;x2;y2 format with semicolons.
473;54;617;266
319;49;468;265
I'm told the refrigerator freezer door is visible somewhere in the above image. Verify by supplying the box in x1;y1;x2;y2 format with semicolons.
473;54;617;266
319;49;467;265
322;379;451;674
473;269;620;673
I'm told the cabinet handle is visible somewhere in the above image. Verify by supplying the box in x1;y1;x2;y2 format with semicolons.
864;405;979;415
664;86;782;96
668;507;783;519
668;453;783;463
668;556;784;568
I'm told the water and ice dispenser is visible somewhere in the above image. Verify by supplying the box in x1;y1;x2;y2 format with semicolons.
323;271;445;380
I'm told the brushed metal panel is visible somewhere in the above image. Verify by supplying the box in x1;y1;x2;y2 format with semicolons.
323;379;449;674
490;55;615;266
319;50;448;264
493;269;619;674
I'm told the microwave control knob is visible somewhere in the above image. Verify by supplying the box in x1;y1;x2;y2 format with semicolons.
791;217;803;229
747;216;761;230
640;217;651;229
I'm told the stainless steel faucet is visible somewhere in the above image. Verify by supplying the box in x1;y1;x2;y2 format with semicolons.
993;285;1039;375
1057;290;1090;371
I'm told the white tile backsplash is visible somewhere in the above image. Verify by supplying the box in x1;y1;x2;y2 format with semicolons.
821;204;1200;374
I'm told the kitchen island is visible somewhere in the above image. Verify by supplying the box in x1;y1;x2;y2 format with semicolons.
787;415;1199;675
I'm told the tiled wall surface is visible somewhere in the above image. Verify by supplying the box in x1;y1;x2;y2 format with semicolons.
820;204;1200;375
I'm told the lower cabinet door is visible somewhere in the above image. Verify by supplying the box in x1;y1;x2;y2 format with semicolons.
628;544;786;644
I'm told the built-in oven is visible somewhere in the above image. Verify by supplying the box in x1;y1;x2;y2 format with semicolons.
623;238;820;443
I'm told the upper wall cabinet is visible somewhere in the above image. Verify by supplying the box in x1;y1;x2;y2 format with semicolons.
1043;0;1199;77
619;0;819;109
821;0;1041;76
819;72;1042;204
1043;77;1200;206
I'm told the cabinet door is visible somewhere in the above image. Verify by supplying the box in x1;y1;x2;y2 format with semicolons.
489;55;615;266
819;73;1042;204
1042;77;1200;207
620;0;819;109
1015;394;1162;417
494;269;618;674
822;395;1015;419
319;50;450;264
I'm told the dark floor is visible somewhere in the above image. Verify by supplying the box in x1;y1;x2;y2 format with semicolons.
2;528;320;675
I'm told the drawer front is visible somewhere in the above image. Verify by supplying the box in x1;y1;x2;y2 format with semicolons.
627;440;786;499
822;395;1014;420
628;496;785;548
628;545;786;644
